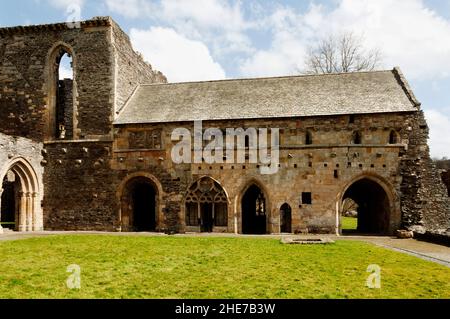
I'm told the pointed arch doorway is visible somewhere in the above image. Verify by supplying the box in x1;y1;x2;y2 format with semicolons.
0;159;42;232
242;184;267;234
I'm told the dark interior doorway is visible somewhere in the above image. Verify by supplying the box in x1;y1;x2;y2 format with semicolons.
201;203;213;233
280;203;292;233
131;181;156;232
242;185;267;234
1;172;17;231
342;178;390;235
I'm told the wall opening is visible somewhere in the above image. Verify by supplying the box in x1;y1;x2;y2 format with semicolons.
352;131;362;145
341;178;390;235
242;184;267;234
48;46;76;140
305;131;313;145
280;203;292;233
121;177;157;232
389;130;398;144
185;177;228;233
1;172;17;230
0;160;41;232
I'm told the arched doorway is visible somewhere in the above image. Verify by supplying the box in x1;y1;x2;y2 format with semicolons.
120;177;158;232
280;203;292;233
242;184;267;234
185;177;228;233
0;159;42;232
341;178;391;235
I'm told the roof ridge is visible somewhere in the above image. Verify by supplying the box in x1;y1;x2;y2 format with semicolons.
138;69;395;87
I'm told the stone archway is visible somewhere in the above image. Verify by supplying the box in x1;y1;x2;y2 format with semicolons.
339;176;397;235
118;174;162;232
241;184;268;235
0;158;42;232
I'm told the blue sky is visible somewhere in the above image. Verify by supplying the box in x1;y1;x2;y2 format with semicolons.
1;0;449;158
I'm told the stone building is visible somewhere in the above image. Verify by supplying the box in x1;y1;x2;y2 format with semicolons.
0;17;449;235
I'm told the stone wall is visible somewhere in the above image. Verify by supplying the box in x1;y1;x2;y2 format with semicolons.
43;141;118;231
0;19;115;140
440;171;450;197
399;110;450;233
57;79;74;139
112;112;423;235
111;21;167;115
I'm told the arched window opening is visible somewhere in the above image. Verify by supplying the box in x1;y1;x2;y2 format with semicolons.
56;52;74;140
352;131;362;145
389;130;398;144
185;177;228;232
48;46;76;141
305;131;313;145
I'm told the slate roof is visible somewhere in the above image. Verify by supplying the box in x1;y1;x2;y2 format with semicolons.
114;68;420;125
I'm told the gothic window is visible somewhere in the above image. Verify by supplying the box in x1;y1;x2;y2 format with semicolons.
49;46;75;140
185;177;228;229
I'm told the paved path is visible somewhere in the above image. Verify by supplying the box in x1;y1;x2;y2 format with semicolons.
1;231;449;267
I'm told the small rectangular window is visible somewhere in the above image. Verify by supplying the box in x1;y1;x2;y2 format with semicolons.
302;192;312;205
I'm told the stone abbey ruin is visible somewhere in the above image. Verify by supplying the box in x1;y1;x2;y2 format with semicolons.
0;17;449;236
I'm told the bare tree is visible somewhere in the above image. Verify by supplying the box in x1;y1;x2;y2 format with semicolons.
303;32;382;74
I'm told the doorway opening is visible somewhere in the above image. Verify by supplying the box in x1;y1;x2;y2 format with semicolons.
242;184;267;234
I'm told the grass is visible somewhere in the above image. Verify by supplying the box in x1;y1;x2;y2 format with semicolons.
342;217;358;230
0;235;449;299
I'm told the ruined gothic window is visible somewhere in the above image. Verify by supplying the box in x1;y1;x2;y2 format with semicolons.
305;131;313;145
352;131;362;145
185;177;228;228
52;48;75;140
389;130;398;144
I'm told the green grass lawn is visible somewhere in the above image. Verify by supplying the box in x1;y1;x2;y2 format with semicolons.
342;217;358;230
0;235;449;299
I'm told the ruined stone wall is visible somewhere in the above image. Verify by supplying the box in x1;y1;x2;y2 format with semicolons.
42;141;118;230
112;113;417;235
399;110;450;233
57;79;74;139
111;22;167;115
0;19;116;141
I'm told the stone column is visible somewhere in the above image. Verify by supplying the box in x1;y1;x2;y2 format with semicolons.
31;192;38;231
26;193;33;232
18;192;27;232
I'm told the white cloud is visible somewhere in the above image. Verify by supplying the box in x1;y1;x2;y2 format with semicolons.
425;108;450;159
130;27;226;82
240;0;450;80
105;0;253;56
104;0;155;18
47;0;84;9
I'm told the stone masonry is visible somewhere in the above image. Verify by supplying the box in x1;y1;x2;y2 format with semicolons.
0;17;448;235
